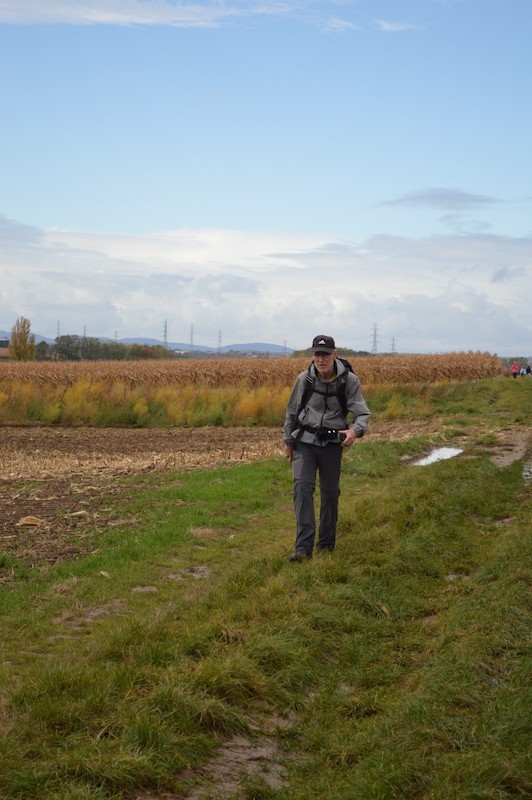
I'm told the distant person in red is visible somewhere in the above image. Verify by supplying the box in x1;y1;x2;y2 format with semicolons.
511;361;520;378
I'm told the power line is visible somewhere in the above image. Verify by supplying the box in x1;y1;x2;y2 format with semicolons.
371;324;379;355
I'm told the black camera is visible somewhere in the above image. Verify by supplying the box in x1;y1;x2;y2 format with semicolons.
315;428;345;443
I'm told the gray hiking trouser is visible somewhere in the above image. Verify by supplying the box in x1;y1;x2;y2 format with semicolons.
292;441;343;554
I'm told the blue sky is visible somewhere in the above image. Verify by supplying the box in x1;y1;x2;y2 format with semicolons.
0;0;531;354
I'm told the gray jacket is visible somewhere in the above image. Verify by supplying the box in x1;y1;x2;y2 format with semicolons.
283;359;371;446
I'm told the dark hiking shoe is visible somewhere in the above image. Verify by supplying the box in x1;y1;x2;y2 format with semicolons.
288;550;312;562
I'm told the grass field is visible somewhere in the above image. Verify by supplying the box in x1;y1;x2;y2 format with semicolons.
0;376;530;800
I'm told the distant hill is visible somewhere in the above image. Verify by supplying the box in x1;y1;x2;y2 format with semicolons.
221;342;292;354
0;331;294;355
119;338;293;354
0;329;54;344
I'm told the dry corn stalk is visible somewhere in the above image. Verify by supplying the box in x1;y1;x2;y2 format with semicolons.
0;353;503;389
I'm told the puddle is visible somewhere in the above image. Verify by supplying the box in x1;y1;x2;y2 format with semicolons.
413;447;463;466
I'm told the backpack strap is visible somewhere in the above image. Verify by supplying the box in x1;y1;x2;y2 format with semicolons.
296;366;315;417
336;358;354;417
335;372;349;417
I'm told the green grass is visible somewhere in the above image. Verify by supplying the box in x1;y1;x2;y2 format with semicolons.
0;378;530;799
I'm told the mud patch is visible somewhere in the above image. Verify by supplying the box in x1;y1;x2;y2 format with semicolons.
445;573;471;583
189;527;219;540
180;734;287;799
187;565;212;579
489;437;529;468
494;516;517;527
132;585;158;593
165;564;212;581
52;599;125;630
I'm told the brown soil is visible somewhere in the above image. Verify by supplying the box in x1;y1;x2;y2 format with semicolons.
1;421;528;583
0;426;282;581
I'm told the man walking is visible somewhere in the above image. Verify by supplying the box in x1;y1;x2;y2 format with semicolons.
283;335;371;561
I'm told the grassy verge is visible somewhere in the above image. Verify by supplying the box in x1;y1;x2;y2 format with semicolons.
0;380;530;799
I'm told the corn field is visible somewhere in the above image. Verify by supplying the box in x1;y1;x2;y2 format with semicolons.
0;353;503;388
0;353;504;427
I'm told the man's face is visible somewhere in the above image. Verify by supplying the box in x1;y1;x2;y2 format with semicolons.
313;350;335;378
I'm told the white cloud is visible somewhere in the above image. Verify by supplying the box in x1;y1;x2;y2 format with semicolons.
0;2;425;33
374;19;420;32
0;0;282;27
0;0;372;28
323;17;359;33
1;216;530;354
0;1;343;27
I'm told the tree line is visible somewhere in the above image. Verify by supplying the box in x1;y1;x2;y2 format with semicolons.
5;317;173;361
5;317;375;363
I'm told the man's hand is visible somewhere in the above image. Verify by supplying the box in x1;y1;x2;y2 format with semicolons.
285;444;294;462
340;429;357;447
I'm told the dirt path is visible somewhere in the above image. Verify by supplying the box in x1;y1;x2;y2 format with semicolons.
1;422;527;582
